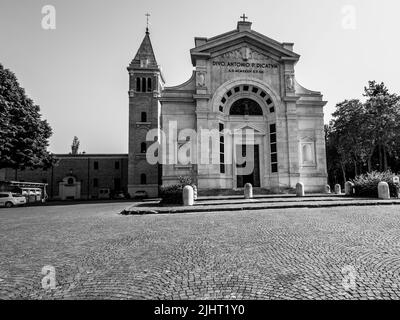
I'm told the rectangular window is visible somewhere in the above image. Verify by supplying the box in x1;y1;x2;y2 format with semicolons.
270;123;278;173
94;161;99;170
142;78;147;92
269;106;275;113
93;178;98;188
115;161;120;170
147;78;152;92
136;77;141;92
219;123;225;174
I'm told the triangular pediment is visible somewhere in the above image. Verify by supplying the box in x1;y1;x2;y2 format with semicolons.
233;124;266;135
212;43;280;63
190;27;299;66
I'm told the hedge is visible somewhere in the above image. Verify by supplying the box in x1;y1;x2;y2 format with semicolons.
159;176;198;204
351;171;400;198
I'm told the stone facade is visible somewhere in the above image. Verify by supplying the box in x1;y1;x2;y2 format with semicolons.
2;18;328;199
133;19;327;194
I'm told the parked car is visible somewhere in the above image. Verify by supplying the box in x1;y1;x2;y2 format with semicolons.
98;188;111;200
112;192;126;200
134;190;148;200
0;192;27;208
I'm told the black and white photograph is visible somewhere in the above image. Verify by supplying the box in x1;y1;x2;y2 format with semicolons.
1;0;400;312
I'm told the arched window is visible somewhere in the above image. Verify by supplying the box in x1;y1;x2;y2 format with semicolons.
147;78;152;92
140;142;147;153
302;144;313;163
67;178;74;185
141;112;147;122
136;77;141;92
140;174;147;185
229;98;263;116
141;78;147;92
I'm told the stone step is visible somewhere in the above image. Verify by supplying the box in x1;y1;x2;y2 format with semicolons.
122;197;400;215
197;188;295;197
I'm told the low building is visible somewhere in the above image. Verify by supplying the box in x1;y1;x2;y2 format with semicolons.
0;154;128;200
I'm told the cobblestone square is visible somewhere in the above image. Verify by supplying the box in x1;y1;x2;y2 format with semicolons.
1;203;400;300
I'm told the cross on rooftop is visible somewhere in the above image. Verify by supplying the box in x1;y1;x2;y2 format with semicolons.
145;13;150;32
240;14;248;22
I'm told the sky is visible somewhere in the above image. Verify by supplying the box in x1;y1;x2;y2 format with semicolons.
0;0;399;154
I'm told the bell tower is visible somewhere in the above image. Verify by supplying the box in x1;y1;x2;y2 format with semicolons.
127;21;164;198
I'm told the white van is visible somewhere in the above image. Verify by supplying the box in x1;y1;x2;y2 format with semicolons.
0;192;27;208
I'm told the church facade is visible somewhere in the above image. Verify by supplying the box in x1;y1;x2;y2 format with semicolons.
1;18;328;200
128;18;328;197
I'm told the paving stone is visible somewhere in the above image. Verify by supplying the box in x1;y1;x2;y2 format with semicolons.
2;203;400;299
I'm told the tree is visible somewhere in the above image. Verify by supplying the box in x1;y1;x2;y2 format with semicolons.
325;124;347;186
363;81;400;171
330;99;371;179
71;136;80;155
326;81;400;184
0;63;55;170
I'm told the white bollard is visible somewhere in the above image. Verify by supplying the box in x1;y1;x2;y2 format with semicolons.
244;183;253;199
378;182;390;200
334;184;341;195
183;185;194;206
325;185;331;194
345;181;355;196
296;182;305;197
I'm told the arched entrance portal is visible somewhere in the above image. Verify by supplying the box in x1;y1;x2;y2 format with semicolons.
216;83;277;190
229;98;262;188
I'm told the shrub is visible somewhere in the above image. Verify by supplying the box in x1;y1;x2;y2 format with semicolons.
351;171;400;198
160;176;198;204
159;184;184;204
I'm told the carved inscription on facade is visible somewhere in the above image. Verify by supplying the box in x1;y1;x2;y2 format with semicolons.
213;47;279;74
